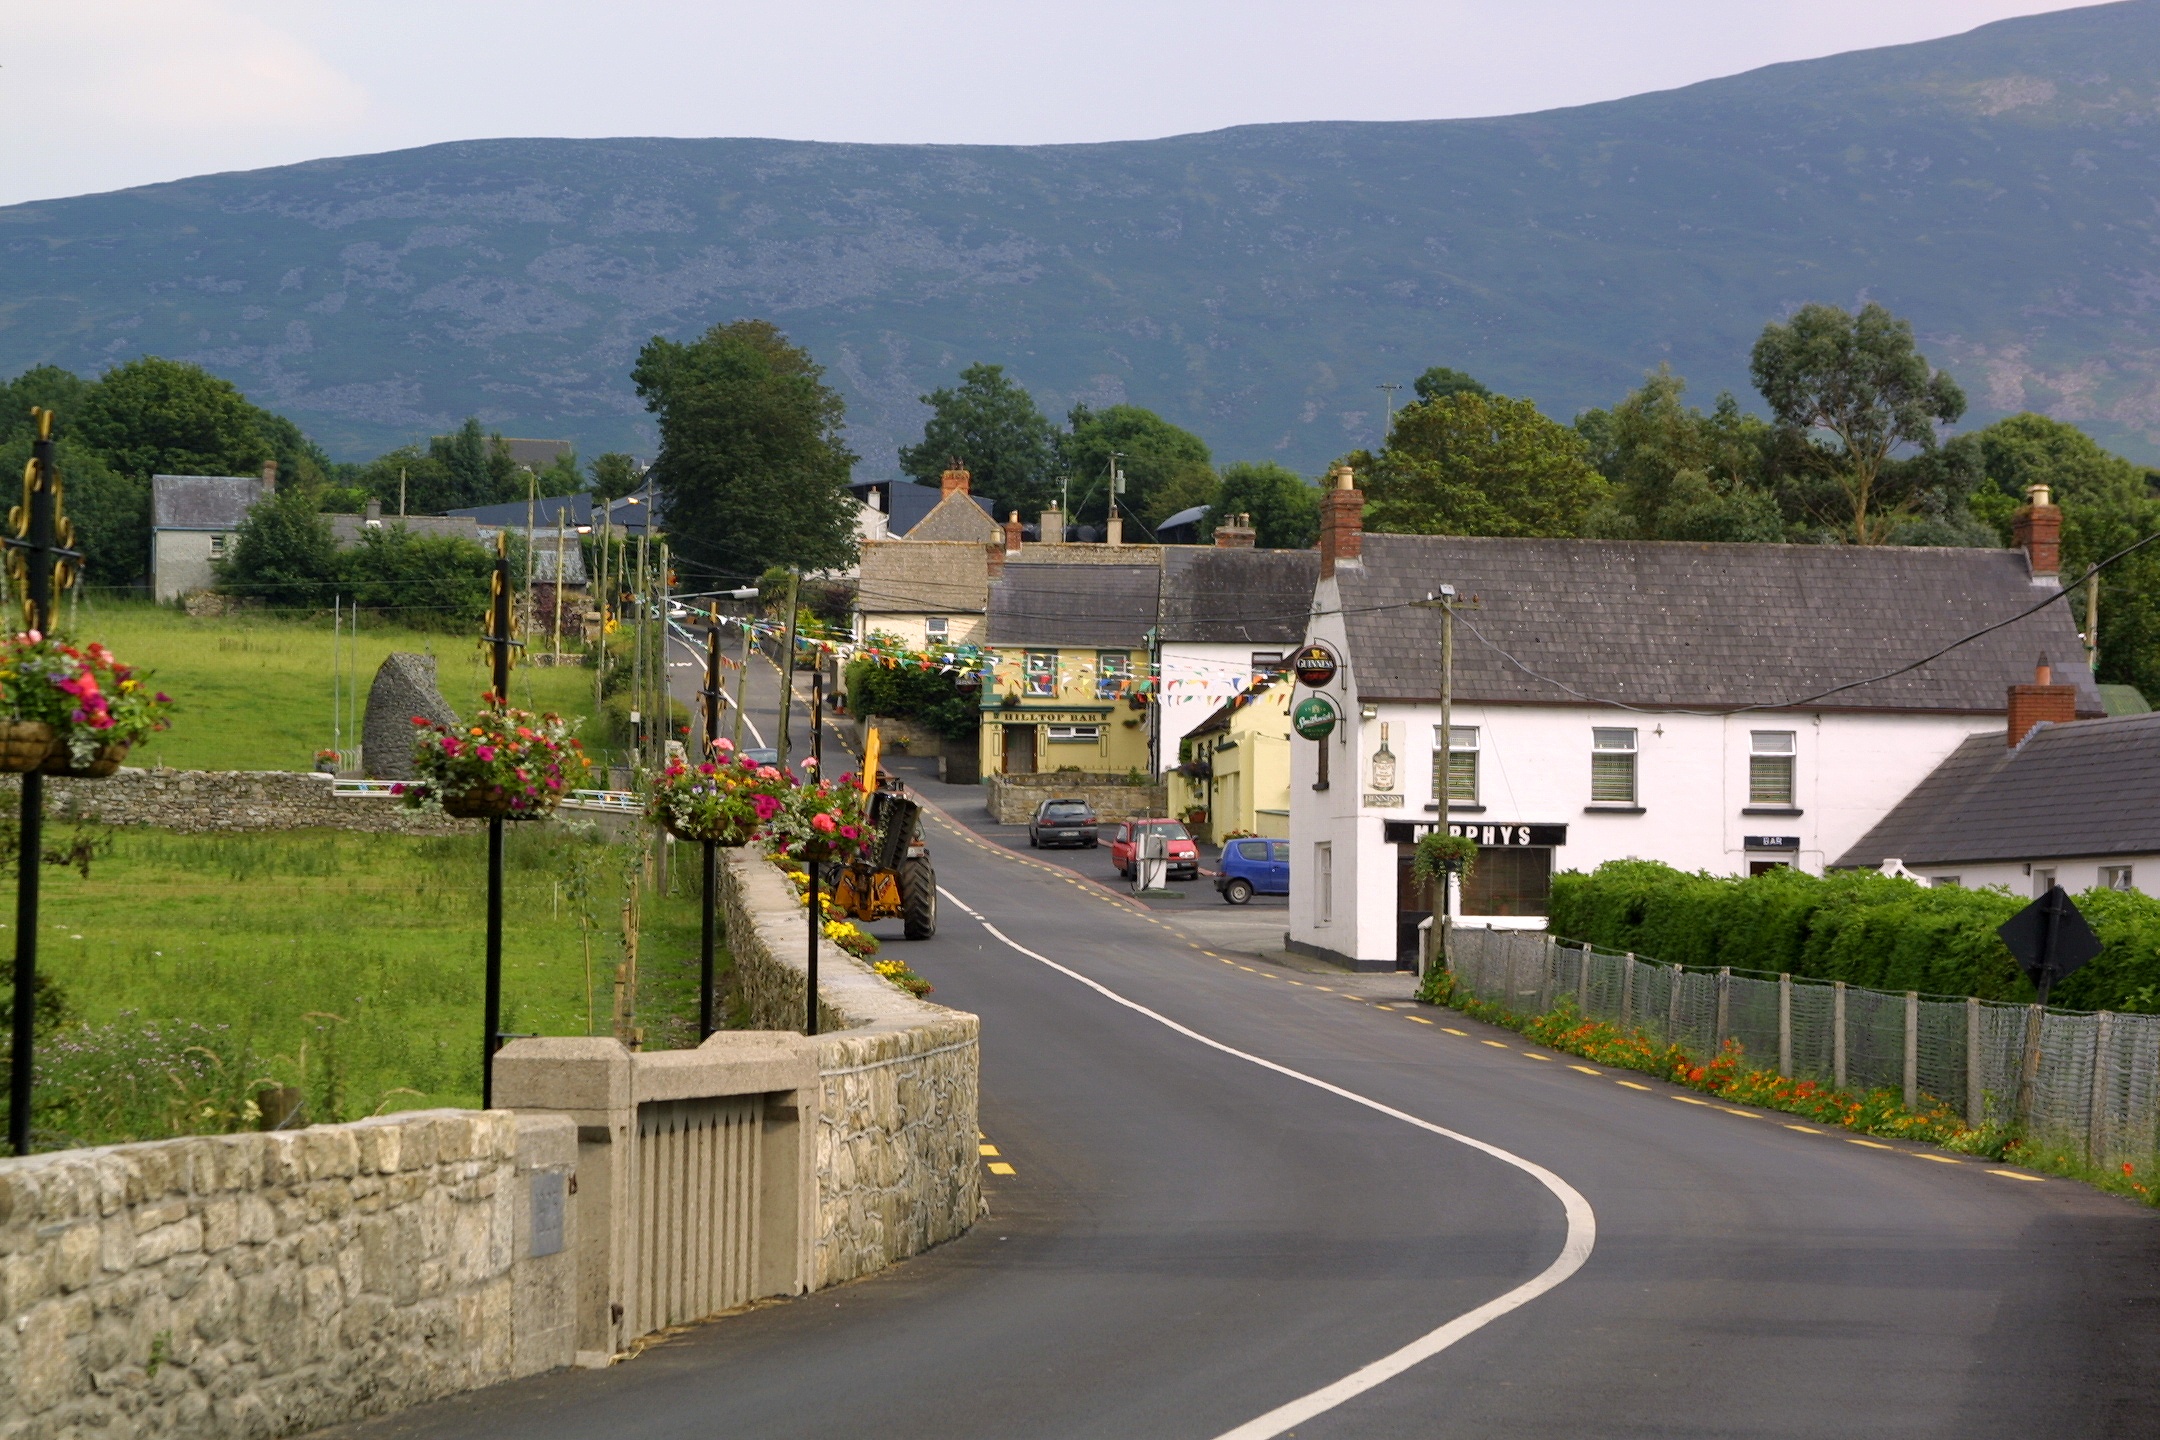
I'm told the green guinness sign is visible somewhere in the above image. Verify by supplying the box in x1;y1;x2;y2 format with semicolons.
1292;695;1340;740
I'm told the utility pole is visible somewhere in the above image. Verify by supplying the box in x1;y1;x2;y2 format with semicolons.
399;467;407;518
552;512;567;665
1420;584;1459;928
1377;382;1403;431
656;541;672;770
633;528;649;771
699;605;723;1038
776;569;801;774
2084;570;2100;673
524;472;536;642
731;620;753;748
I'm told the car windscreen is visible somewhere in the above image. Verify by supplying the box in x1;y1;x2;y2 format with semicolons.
1042;802;1092;817
1144;822;1191;840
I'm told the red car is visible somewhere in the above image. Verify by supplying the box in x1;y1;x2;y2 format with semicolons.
1110;819;1200;881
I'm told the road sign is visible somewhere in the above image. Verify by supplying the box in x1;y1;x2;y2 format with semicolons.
1292;695;1339;740
1997;885;2101;993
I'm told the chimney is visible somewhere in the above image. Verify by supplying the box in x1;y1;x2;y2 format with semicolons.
941;465;971;499
1319;466;1364;579
364;497;382;525
1106;510;1124;547
986;541;1005;579
1041;505;1064;544
260;459;277;494
1004;510;1024;556
2008;652;2078;747
2012;482;2061;583
1214;512;1257;548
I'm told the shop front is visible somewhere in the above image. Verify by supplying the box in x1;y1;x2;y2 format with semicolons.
1385;820;1568;966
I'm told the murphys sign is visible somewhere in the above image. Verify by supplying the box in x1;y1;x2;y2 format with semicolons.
1292;695;1340;740
1292;643;1339;688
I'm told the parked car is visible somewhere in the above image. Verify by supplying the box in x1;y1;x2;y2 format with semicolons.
1110;819;1200;881
1216;838;1290;904
1029;798;1100;849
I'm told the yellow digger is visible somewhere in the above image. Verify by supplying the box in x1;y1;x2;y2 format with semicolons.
826;728;937;940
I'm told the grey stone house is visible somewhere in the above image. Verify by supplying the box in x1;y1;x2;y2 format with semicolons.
149;467;274;600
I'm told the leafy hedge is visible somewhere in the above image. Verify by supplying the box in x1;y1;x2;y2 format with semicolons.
1548;861;2160;1012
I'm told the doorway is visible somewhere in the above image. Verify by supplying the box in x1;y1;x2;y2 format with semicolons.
1003;724;1038;774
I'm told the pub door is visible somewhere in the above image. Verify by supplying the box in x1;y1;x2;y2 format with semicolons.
1395;844;1436;972
1003;724;1038;774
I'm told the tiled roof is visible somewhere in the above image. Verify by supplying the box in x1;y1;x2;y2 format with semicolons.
150;475;265;531
905;490;1003;544
1836;714;2160;867
854;480;993;537
987;563;1160;646
1161;548;1318;644
1337;533;2103;714
859;541;990;616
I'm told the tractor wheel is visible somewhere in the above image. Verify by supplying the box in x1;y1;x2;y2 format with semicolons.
900;857;938;940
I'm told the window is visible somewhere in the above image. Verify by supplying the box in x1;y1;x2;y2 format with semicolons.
1046;724;1102;744
1251;651;1287;679
1461;847;1554;917
1750;731;1796;806
1315;842;1333;925
1235;840;1268;861
1025;651;1058;697
2034;868;2057;897
1591;728;1637;805
1934;875;1963;889
2102;865;2134;892
209;533;227;557
1431;725;1479;806
1096;650;1130;698
924;615;949;638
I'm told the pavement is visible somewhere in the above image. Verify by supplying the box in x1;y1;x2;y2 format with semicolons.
321;643;2160;1439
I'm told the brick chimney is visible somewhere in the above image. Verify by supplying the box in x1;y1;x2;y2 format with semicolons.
1214;512;1256;548
260;459;277;493
1319;466;1364;579
2008;652;2078;747
1004;509;1024;555
1040;505;1064;544
2012;482;2061;583
941;465;971;498
1106;511;1124;547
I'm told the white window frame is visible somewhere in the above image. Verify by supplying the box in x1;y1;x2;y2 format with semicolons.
2101;865;2134;892
1591;727;1637;805
1750;730;1797;807
1045;724;1102;744
1024;650;1058;698
924;615;949;638
209;533;228;557
1432;724;1479;806
1096;650;1130;699
1315;842;1333;926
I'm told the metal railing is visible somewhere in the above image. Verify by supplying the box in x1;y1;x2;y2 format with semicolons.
332;778;641;814
1444;924;2160;1167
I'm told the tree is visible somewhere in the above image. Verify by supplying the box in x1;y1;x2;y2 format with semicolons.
0;366;93;444
1575;368;1784;543
1749;302;1966;544
1060;404;1213;531
1207;462;1321;548
588;452;642;502
633;319;859;580
426;419;523;510
535;449;584;496
1413;367;1491;404
1361;392;1610;538
342;445;451;516
73;357;273;480
898;363;1061;517
215;487;337;608
339;526;496;631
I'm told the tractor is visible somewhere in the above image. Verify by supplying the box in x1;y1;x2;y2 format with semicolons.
828;774;937;940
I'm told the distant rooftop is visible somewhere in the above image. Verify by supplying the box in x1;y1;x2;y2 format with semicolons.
150;474;266;531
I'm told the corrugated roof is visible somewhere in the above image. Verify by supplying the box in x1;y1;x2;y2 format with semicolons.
859;541;990;616
1338;533;2103;714
150;474;265;531
1836;713;2160;867
1161;548;1318;644
987;562;1160;646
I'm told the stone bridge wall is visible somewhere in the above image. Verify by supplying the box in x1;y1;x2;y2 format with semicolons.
0;769;469;836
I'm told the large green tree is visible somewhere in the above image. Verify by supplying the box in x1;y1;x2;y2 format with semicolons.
214;487;337;609
1060;403;1214;531
1749;302;1966;544
633;319;859;580
1207;462;1321;549
898;363;1061;517
73;357;273;480
339;526;496;631
1575;368;1785;543
1359;392;1610;538
0;367;93;444
1412;366;1491;404
588;452;642;502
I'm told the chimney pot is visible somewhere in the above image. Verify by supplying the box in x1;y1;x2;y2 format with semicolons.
1004;510;1024;556
2012;484;2062;582
1213;513;1257;548
941;466;971;499
2008;658;2078;747
1319;465;1365;578
261;459;277;493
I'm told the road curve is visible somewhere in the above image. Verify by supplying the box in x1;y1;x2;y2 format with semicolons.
325;646;2160;1439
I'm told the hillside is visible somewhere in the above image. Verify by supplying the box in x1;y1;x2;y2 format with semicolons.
3;2;2159;470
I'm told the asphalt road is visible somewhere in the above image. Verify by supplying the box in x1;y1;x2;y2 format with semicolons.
330;640;2160;1439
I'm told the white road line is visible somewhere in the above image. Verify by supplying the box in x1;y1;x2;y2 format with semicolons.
962;908;1596;1440
936;885;985;921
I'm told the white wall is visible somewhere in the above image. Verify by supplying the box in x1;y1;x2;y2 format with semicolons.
151;530;220;601
857;612;987;650
1911;856;2160;899
1156;640;1285;772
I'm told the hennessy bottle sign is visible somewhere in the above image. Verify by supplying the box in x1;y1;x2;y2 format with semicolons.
1371;722;1397;792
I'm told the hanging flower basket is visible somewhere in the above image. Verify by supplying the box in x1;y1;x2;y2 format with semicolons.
645;741;788;845
762;777;876;868
400;697;590;821
0;721;56;775
39;741;129;778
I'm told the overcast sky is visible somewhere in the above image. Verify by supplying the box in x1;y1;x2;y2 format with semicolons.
0;0;2110;208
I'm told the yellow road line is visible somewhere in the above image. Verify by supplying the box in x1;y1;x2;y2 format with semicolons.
986;1162;1016;1176
1481;1040;1509;1049
1373;1004;1395;1010
979;1144;999;1156
1784;1124;1823;1135
1913;1154;1962;1165
1568;1065;1602;1076
1988;1169;2046;1182
1671;1096;1710;1106
1407;1016;1433;1025
1718;1107;1761;1119
1313;986;1334;992
1616;1080;1652;1091
1287;980;1305;987
1441;1028;1467;1036
1523;1052;1555;1062
1848;1138;1895;1150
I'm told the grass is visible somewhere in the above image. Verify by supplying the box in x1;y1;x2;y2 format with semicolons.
62;596;603;773
22;822;720;1146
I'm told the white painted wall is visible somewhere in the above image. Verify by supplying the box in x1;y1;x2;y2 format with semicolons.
1910;857;2160;899
1156;640;1289;772
151;530;221;601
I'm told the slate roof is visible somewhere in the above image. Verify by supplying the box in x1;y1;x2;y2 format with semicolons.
852;480;993;538
905;489;1004;544
150;475;265;531
501;438;573;470
1835;714;2160;867
987;563;1160;647
859;541;990;616
448;485;658;534
1161;548;1319;645
1338;533;2103;715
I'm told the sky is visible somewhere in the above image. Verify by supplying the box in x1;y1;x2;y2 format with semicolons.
0;0;2113;207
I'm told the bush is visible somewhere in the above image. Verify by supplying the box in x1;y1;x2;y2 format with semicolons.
338;525;495;631
845;643;976;740
1549;860;2160;1010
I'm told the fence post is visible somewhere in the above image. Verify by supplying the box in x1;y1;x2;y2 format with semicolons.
1778;974;1793;1079
1833;981;1847;1090
1903;992;1919;1111
1667;966;1683;1044
1576;943;1591;1012
1965;997;1983;1129
1621;953;1635;1027
1715;967;1731;1049
2087;1012;2115;1163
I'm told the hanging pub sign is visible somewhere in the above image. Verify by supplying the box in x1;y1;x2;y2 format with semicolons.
1292;694;1340;740
1292;643;1339;688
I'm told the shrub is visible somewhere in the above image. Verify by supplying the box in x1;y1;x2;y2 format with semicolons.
845;639;976;740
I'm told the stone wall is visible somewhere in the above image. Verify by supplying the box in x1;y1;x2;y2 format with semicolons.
0;1109;576;1439
985;771;1169;823
715;850;980;1288
0;769;472;836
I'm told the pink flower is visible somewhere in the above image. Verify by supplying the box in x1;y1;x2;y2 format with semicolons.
751;793;782;821
477;745;496;762
840;824;859;840
812;813;837;834
154;692;170;704
756;766;781;780
390;783;407;795
714;738;735;753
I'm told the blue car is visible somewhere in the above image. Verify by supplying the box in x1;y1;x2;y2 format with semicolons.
1216;838;1290;904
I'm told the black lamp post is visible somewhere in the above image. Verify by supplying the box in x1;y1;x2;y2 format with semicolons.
699;607;722;1039
480;534;516;1109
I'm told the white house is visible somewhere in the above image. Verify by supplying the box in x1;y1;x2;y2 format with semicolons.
150;466;275;601
1287;470;2099;971
1154;531;1316;773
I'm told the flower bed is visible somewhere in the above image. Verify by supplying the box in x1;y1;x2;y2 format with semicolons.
399;696;589;819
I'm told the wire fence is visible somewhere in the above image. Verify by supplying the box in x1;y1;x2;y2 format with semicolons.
1443;924;2160;1167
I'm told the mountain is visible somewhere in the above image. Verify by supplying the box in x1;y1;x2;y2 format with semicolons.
4;2;2160;471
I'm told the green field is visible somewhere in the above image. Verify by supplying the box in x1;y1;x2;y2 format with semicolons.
23;823;718;1147
64;598;602;773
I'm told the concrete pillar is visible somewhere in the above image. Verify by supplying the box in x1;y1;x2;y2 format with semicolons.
1965;997;1984;1128
1778;974;1792;1079
1834;982;1848;1090
1903;991;1920;1111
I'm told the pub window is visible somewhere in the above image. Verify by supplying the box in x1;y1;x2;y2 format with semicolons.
925;615;949;638
1096;650;1130;698
1251;651;1287;679
2102;865;2134;892
1460;846;1552;918
1315;842;1333;925
1431;725;1479;806
1590;728;1637;805
1025;651;1058;698
1046;725;1102;744
1750;731;1796;806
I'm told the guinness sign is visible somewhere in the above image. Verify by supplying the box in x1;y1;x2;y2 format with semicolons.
1292;643;1339;688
